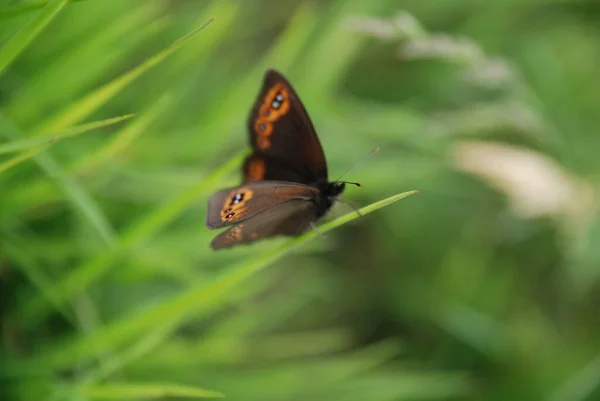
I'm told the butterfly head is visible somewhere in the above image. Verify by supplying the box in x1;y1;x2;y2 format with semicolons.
308;180;359;219
324;180;360;201
328;181;346;197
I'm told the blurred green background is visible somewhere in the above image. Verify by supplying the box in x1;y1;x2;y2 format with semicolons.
2;0;600;400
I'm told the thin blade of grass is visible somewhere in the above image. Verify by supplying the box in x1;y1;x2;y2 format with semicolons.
76;383;224;400
14;190;418;371
31;17;216;136
18;151;245;322
547;351;600;401
81;321;179;384
0;114;135;155
165;0;239;75
0;116;116;245
192;3;318;159
0;0;87;17
0;143;48;174
0;240;76;324
296;0;377;94
0;0;69;77
17;6;317;322
2;95;169;211
74;96;170;174
7;3;162;125
0;17;214;251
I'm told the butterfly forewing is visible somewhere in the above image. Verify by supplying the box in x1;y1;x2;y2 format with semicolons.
243;154;315;184
205;181;317;229
211;200;314;250
206;69;347;250
244;69;328;184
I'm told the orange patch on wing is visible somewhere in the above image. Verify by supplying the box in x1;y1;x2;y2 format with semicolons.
227;224;244;241
253;82;290;150
220;188;255;222
256;136;270;150
245;158;266;181
253;120;273;151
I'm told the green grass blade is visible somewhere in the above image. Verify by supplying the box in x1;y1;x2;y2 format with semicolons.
0;0;87;18
74;96;170;174
0;0;69;77
0;144;47;174
32;17;215;136
166;0;239;74
76;383;224;399
548;351;600;401
193;3;318;159
82;321;179;384
0;116;116;245
0;114;135;155
298;0;379;93
15;190;418;371
18;151;245;322
7;3;162;125
2;97;167;212
1;241;76;324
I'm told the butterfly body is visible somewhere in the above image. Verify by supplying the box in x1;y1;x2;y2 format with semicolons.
206;69;351;250
312;180;345;218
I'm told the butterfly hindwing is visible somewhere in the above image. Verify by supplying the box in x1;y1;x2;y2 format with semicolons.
205;181;317;229
245;69;328;185
210;200;315;250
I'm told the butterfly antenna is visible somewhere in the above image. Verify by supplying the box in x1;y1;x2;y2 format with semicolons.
339;180;362;188
334;147;380;183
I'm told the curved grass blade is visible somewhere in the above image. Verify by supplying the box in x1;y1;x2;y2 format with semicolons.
13;190;418;372
0;144;47;174
16;7;317;322
227;189;421;268
547;351;600;401
7;3;163;124
0;0;69;77
193;3;318;159
17;151;245;322
76;383;224;399
3;96;169;211
0;17;214;251
298;0;381;95
0;239;76;325
74;96;170;174
0;116;116;244
81;320;179;384
0;1;89;18
32;17;216;136
0;114;135;155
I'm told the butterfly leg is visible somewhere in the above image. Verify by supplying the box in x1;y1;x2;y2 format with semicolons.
310;222;326;237
337;199;362;218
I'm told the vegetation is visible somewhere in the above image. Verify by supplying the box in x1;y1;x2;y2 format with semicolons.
1;1;600;400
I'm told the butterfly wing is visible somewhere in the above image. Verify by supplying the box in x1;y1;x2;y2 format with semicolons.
210;200;314;250
205;181;317;229
243;69;328;185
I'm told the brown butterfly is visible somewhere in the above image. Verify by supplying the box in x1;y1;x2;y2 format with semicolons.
205;69;361;250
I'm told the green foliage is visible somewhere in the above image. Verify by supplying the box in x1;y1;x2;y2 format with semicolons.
0;0;68;76
2;1;600;401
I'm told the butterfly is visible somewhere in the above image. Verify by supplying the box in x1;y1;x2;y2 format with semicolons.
205;69;361;250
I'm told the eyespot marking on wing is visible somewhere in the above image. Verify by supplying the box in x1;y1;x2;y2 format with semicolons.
245;158;266;181
220;188;254;222
253;82;290;150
